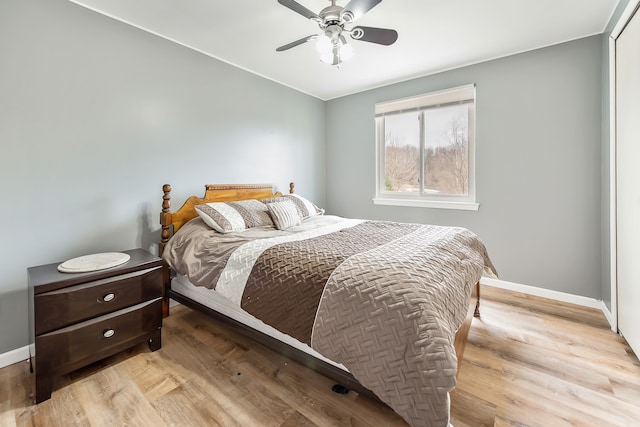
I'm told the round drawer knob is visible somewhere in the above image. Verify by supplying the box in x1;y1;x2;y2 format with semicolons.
103;329;115;338
102;293;115;302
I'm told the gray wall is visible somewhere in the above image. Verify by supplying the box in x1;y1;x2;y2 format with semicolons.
0;0;325;354
325;36;604;299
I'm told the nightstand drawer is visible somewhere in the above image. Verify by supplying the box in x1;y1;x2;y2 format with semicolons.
35;298;162;373
34;266;162;335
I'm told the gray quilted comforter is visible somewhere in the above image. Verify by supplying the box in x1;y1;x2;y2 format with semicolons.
163;215;496;427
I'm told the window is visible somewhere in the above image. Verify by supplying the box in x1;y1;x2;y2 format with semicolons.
374;84;478;210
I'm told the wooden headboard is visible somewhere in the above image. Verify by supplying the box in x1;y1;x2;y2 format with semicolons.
160;182;295;256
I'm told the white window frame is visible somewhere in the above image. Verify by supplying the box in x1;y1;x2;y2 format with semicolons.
373;84;479;210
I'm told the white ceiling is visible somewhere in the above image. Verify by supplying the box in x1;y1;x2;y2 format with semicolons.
69;0;619;100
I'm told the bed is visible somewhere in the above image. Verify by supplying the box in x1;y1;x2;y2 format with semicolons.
159;183;496;427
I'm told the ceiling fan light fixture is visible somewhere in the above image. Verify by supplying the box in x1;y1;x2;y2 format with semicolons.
319;39;353;66
340;41;354;61
338;35;353;62
316;34;333;55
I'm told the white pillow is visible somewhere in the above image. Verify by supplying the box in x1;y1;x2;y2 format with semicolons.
267;200;302;230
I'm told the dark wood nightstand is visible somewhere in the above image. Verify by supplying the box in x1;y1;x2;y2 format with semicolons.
27;248;163;403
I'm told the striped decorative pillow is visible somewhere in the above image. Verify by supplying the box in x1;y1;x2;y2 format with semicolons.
195;199;274;233
262;194;324;219
267;200;302;230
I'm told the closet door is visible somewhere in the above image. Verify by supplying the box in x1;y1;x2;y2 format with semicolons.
616;5;640;358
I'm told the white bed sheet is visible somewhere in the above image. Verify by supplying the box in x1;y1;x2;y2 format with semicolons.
171;273;349;371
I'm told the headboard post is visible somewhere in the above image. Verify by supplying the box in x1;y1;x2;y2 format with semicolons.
289;182;295;194
160;184;172;257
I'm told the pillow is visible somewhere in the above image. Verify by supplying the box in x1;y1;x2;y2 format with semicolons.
267;199;302;230
262;194;324;219
195;199;273;233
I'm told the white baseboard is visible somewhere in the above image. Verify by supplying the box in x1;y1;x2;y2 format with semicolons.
480;277;603;310
0;345;30;369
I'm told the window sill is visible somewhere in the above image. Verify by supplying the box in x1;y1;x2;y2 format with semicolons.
373;197;480;211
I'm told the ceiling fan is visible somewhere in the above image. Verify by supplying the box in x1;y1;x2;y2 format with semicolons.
276;0;398;66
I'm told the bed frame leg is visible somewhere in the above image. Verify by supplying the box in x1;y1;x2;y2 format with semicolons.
332;384;349;395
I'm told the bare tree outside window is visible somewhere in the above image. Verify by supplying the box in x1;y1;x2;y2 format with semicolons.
385;138;420;191
384;111;420;192
423;105;469;195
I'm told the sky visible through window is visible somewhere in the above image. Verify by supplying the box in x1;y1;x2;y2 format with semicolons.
385;104;468;149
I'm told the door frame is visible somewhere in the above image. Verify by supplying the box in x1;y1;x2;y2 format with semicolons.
609;0;640;333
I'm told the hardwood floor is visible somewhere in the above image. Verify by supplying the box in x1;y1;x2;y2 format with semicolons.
3;286;640;426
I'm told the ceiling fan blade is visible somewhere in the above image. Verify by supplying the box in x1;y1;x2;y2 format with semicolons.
341;0;382;22
277;0;320;21
276;35;317;52
350;26;398;46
